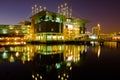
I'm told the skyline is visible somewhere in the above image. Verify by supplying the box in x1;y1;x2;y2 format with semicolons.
0;0;120;33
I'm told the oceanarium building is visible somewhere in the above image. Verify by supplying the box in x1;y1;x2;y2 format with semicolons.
29;3;89;42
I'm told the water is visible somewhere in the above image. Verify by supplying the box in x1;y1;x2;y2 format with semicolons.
0;42;120;80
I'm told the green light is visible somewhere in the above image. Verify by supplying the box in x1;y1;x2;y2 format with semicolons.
55;63;61;69
2;52;8;59
2;29;7;34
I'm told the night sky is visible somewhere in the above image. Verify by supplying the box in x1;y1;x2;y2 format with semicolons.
0;0;120;33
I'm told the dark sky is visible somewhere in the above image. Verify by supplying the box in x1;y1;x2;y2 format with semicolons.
0;0;120;33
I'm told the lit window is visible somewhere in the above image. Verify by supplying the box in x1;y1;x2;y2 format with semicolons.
56;17;61;22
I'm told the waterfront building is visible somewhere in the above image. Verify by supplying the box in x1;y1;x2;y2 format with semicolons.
89;24;101;39
30;7;89;41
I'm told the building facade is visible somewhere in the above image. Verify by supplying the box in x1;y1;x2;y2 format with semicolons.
92;24;101;35
30;10;89;42
0;24;31;45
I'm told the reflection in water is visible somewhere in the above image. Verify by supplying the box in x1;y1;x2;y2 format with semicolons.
31;45;87;80
97;46;101;58
104;42;117;48
0;42;119;79
91;45;101;58
0;44;87;79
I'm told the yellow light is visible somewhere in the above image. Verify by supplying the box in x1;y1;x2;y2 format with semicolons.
15;52;19;57
14;38;17;40
70;67;72;70
61;77;64;80
9;55;15;62
24;42;26;44
58;75;60;78
66;75;69;78
53;36;57;39
35;77;37;80
40;76;42;79
32;74;35;78
63;73;66;76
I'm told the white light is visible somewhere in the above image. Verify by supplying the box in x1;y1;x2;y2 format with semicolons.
53;36;57;39
67;24;73;30
89;35;98;39
67;56;73;61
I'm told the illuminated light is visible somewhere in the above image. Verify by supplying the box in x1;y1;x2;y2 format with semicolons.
66;75;69;78
56;63;61;69
67;56;73;61
14;38;17;41
61;36;64;40
2;51;8;59
27;58;31;61
37;74;39;77
9;55;15;62
90;41;94;44
24;42;26;44
63;73;66;76
35;77;37;80
53;36;57;40
40;76;42;79
21;38;24;41
97;46;101;58
9;25;14;29
89;35;98;39
58;75;60;78
66;62;71;66
56;17;61;22
15;52;19;57
15;30;19;34
27;47;30;51
61;5;63;7
65;79;67;80
97;24;100;27
21;55;26;62
67;24;73;30
70;67;72;70
47;35;52;40
2;29;7;34
32;74;35;78
61;77;64;80
6;38;9;40
6;42;10;45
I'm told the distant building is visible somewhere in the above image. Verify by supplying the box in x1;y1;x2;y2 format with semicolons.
92;24;101;35
0;24;31;42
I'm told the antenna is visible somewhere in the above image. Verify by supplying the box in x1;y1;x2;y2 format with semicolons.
58;2;72;18
32;4;47;16
70;7;72;18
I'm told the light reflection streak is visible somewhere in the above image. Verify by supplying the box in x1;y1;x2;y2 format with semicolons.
97;46;101;58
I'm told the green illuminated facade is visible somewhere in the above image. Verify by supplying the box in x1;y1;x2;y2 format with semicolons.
30;10;89;41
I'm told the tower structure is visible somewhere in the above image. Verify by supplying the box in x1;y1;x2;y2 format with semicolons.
32;4;47;16
92;24;101;35
58;3;72;18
